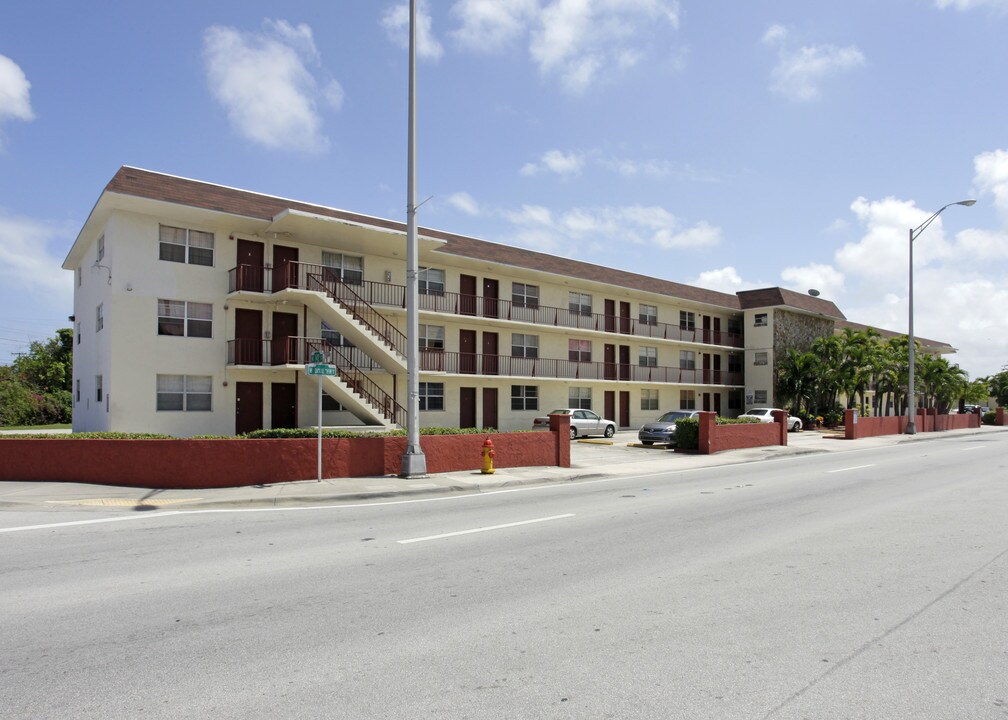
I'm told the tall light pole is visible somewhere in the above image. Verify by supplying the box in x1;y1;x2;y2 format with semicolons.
400;0;427;476
905;198;975;434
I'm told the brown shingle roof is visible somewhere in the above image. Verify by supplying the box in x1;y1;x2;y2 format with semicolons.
835;320;955;353
736;287;846;319
104;166;743;310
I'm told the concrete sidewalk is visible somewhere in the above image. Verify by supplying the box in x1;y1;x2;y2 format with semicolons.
0;425;1002;512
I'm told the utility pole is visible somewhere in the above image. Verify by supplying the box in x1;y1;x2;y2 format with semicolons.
400;0;427;477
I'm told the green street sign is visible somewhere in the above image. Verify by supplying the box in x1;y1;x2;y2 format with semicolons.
306;364;337;376
310;351;325;363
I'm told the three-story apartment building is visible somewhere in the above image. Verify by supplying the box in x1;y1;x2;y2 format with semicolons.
62;167;946;437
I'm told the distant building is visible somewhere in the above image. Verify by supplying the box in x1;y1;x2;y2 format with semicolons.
61;167;954;436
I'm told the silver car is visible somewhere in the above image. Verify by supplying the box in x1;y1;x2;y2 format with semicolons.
533;408;617;439
637;410;699;446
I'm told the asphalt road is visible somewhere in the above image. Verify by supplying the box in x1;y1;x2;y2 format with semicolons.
2;433;1006;719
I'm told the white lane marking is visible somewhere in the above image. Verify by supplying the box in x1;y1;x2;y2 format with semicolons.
827;464;876;474
397;513;575;545
0;511;182;534
961;445;983;451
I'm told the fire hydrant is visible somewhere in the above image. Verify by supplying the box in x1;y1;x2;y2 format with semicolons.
481;437;496;475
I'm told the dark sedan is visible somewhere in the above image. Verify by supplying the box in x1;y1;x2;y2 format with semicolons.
637;410;699;446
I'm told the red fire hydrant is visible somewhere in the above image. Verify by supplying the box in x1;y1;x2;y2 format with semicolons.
481;437;496;475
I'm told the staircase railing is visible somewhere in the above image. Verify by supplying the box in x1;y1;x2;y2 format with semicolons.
297;338;405;427
289;263;407;359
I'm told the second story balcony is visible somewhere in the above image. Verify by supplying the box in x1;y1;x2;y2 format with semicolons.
228;262;745;350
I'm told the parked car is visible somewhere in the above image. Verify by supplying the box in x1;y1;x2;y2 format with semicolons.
960;404;990;414
637;410;700;446
738;407;803;432
533;409;617;439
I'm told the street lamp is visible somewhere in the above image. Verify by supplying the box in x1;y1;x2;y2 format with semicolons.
905;198;975;434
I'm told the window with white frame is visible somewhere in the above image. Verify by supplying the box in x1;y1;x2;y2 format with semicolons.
157;300;212;338
511;333;539;358
156;374;212;411
641;389;659;411
321;251;364;285
639;304;657;325
511;385;538;411
569;386;592;409
569;292;592;316
568;339;591;363
680;389;696;410
754;313;768;327
96;304;103;333
418;324;445;351
754;390;768;404
639;346;657;367
679;311;696;330
754;351;768;366
680;350;696;370
512;282;539;308
95;374;103;403
419;382;444;411
97;235;105;262
418;267;445;295
159;225;214;266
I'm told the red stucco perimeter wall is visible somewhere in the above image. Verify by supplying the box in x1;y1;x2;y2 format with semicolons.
0;430;565;489
844;409;979;439
697;411;785;454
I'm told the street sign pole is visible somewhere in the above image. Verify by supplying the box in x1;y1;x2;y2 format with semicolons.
317;375;322;482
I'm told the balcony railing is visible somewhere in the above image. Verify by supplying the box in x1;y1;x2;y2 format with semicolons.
227;266;744;349
420;351;743;386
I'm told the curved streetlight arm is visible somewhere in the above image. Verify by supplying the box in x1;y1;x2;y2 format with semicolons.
911;199;977;241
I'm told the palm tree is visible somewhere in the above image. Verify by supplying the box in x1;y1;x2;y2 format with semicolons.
776;349;818;416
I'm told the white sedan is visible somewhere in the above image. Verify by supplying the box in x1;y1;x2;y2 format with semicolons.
738;408;803;432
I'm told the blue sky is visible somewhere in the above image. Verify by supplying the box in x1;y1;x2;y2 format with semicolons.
1;0;1007;376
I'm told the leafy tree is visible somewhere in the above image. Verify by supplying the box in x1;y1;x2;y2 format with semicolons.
1;328;73;426
988;367;1008;407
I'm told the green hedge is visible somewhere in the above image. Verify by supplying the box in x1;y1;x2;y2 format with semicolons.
0;432;174;439
672;416;760;450
982;411;997;426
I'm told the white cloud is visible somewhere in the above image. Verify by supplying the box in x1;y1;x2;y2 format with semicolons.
935;0;1008;10
451;0;538;51
520;149;584;176
497;201;719;255
451;0;681;94
762;24;865;102
689;267;758;293
0;211;73;304
381;2;445;61
203;19;340;152
974;148;1008;219
780;262;845;299
447;192;481;216
0;54;34;148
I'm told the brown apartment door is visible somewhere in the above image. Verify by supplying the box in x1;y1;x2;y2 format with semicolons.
271;312;298;365
235;309;262;365
482;388;498;430
271;382;297;429
604;299;616;332
619;391;630;428
236;239;264;292
714;392;722;415
713;354;722;384
482;332;499;375
483;278;499;319
703;315;712;344
619;302;631;334
460;329;477;374
460;275;477;316
604;391;615;424
273;245;299;292
604;344;616;380
713;317;722;346
460;387;477;428
703;392;711;412
702;353;711;384
619;345;631;381
235;382;263;435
